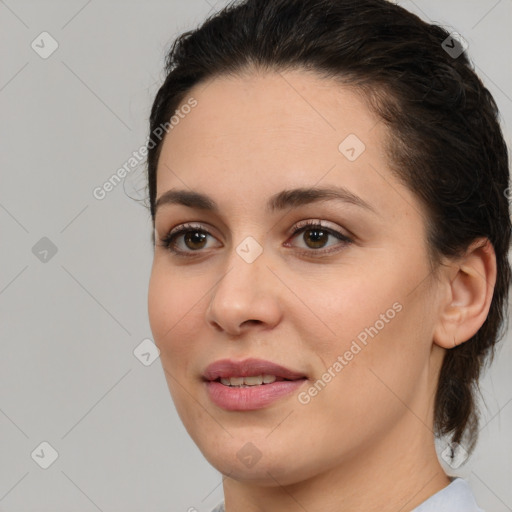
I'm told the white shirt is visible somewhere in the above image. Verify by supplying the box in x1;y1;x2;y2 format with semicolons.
412;478;484;511
210;477;484;512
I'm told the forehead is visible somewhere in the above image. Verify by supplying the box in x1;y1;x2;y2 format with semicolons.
160;70;372;166
155;69;418;223
161;69;378;162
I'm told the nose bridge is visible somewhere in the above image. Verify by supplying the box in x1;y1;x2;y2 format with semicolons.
214;235;268;303
206;235;281;334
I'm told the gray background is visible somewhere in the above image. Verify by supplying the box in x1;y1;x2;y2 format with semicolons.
1;0;511;510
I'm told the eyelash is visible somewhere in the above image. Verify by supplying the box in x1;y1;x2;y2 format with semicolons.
158;220;353;258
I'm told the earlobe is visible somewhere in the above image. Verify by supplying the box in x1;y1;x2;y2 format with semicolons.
433;238;496;349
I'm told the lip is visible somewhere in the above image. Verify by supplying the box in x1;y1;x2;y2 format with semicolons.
203;358;308;411
202;358;306;381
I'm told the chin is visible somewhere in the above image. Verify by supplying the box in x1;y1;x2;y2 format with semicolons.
195;436;320;487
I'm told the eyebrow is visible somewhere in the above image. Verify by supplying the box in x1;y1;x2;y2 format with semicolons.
154;186;377;215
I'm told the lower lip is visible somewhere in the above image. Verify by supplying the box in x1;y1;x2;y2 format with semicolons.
205;379;307;411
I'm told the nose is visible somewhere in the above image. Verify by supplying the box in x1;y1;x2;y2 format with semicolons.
205;245;283;336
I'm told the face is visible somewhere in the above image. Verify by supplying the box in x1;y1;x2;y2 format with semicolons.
148;69;445;486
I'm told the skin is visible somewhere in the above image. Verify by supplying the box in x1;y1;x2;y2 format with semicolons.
147;69;496;512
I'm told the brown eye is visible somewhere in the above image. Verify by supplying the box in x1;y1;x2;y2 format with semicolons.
183;231;208;250
159;223;222;256
287;221;353;256
302;228;329;249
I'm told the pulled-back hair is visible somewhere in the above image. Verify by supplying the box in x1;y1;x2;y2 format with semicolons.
146;0;511;455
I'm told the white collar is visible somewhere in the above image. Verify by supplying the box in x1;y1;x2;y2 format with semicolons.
211;478;484;512
412;477;484;511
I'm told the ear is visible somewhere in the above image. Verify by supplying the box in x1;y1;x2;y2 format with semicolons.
433;238;497;349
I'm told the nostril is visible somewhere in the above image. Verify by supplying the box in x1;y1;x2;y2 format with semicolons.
241;319;262;327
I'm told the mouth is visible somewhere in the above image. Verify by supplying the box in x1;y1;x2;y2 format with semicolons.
202;357;307;382
202;358;308;411
216;374;291;387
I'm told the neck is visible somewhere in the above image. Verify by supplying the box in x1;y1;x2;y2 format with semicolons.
222;420;450;512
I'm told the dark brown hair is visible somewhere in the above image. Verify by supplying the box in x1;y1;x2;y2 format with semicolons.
146;0;511;455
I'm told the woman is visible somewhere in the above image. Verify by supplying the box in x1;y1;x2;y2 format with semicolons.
145;0;510;510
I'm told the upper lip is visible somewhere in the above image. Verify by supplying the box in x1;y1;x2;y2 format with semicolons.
203;358;306;381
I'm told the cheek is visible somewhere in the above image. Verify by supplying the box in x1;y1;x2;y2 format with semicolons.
148;266;207;418
309;271;402;346
147;265;205;361
313;283;434;425
306;263;432;400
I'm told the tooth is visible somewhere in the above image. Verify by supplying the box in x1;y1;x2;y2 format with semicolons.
244;375;263;385
220;375;279;387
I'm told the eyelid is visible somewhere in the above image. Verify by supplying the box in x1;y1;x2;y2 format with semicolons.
288;218;349;237
168;221;212;237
